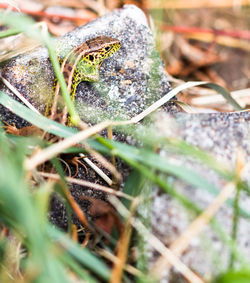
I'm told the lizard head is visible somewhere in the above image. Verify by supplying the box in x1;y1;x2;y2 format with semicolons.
75;36;121;82
82;36;121;66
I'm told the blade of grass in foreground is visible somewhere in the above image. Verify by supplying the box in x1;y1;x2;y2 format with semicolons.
0;11;80;124
47;226;110;280
0;91;249;218
0;134;70;283
214;269;250;283
0;90;76;137
0;133;110;282
0;28;21;38
96;137;250;219
0;90;248;276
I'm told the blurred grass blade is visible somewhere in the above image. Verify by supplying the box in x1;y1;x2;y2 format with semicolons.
0;28;21;38
166;138;232;179
0;90;76;137
205;82;243;110
60;253;99;283
1;91;249;218
47;226;110;281
214;269;250;283
96;137;250;218
0;11;80;124
101;137;221;195
0;134;70;283
122;169;146;208
0;131;110;281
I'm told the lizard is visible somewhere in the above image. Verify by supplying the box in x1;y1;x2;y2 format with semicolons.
47;35;121;125
5;35;121;134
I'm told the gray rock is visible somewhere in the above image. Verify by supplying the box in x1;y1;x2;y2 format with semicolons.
0;4;175;126
150;111;250;282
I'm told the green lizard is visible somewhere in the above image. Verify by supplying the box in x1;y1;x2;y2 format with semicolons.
47;35;121;124
5;36;121;134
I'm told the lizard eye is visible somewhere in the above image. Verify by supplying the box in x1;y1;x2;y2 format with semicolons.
89;55;94;61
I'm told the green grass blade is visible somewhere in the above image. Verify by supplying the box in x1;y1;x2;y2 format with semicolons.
205;82;243;111
47;226;110;281
0;90;76;137
214;269;250;283
0;11;80;124
0;28;21;38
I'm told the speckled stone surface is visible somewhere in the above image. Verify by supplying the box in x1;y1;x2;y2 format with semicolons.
151;111;250;282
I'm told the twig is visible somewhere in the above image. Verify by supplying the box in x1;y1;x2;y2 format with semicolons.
24;121;111;171
38;171;132;200
0;77;40;114
82;141;122;185
80;155;113;186
97;248;142;277
109;196;205;283
0;3;95;23
160;24;250;40
110;198;138;283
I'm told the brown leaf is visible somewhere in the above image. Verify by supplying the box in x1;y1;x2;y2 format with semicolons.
80;196;124;237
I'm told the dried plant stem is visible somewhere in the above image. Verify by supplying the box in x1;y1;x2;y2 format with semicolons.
24;121;110;170
130;82;206;123
132;217;205;283
109;196;204;283
62;184;89;228
80;154;113;185
82;141;122;185
192;88;250;107
1;77;40;114
110;198;138;283
38;171;132;200
97;248;142;277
